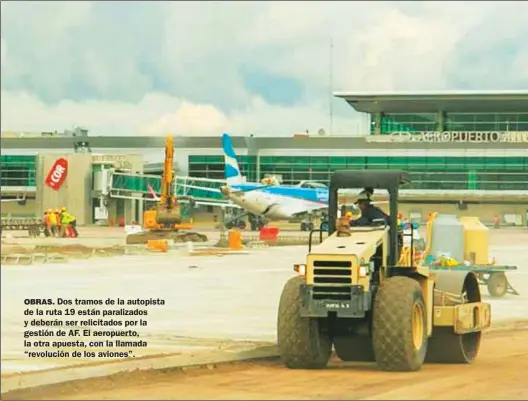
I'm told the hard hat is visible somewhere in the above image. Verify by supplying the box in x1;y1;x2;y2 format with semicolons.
61;206;66;211
55;209;60;213
345;212;353;218
47;209;52;213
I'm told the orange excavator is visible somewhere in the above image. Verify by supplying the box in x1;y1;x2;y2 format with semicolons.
125;135;208;244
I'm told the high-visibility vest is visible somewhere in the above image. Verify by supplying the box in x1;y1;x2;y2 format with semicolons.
61;212;75;224
48;213;57;225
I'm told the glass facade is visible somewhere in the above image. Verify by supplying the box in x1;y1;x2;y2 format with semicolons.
189;155;257;182
189;155;528;191
373;112;528;134
445;113;528;132
379;113;437;134
0;155;37;187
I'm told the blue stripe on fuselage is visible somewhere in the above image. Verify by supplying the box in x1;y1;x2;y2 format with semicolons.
231;184;328;204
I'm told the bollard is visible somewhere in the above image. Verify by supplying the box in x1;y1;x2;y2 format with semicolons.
228;229;242;250
259;227;279;241
146;240;169;253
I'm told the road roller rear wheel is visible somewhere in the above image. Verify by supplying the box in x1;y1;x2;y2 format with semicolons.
426;272;483;364
425;328;481;363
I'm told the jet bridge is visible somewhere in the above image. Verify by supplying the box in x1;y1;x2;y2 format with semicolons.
96;170;229;205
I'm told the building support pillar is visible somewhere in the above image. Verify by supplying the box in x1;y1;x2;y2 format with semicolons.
437;111;445;132
137;197;144;225
256;152;261;182
372;112;383;135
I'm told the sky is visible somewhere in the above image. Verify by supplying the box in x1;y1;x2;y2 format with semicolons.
1;1;527;137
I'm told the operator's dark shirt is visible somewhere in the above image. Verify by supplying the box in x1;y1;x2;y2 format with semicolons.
349;204;390;227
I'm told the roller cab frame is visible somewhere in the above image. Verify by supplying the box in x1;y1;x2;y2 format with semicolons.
277;170;491;372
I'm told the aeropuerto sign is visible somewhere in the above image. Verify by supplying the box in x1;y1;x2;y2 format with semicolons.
366;131;528;143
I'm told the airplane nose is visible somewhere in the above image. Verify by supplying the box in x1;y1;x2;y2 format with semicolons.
220;186;230;196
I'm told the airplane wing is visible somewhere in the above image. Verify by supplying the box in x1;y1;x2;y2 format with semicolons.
147;185;161;201
178;184;222;194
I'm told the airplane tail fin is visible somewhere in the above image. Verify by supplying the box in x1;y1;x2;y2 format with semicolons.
222;133;243;185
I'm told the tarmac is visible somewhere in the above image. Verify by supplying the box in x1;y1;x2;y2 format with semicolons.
1;226;527;385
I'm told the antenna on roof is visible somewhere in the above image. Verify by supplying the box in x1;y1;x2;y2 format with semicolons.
329;37;334;136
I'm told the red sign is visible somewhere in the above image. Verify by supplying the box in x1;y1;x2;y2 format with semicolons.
45;158;68;190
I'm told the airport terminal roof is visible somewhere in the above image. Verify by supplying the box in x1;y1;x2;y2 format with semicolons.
2;134;527;151
333;90;528;113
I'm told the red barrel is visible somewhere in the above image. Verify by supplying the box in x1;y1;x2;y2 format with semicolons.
259;227;279;241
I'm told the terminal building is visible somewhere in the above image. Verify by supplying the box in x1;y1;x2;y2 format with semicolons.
1;91;527;226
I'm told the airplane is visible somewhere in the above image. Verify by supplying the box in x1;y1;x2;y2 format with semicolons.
194;133;385;230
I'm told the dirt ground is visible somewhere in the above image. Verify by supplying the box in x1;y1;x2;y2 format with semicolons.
5;323;528;401
2;227;527;400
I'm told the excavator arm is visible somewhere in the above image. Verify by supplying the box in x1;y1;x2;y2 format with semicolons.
159;135;174;207
152;135;183;227
131;135;208;244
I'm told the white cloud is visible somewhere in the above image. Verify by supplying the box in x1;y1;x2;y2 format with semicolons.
1;1;527;137
1;90;365;136
1;36;6;65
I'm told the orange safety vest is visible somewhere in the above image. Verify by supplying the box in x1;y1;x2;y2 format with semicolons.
48;213;57;225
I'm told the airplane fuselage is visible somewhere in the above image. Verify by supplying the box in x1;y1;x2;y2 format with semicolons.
224;183;328;220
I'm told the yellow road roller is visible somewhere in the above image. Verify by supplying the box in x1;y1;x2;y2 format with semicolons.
277;170;491;371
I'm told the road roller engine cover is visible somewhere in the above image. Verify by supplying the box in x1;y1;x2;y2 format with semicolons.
277;170;491;372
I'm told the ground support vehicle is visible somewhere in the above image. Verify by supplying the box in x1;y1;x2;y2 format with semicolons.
430;264;519;298
277;170;491;372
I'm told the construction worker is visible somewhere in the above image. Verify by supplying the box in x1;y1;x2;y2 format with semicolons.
350;192;390;227
61;209;78;238
493;215;500;229
55;209;64;237
48;208;58;237
43;211;51;237
69;211;79;238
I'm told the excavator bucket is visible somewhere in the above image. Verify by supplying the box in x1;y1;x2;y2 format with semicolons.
156;208;182;226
